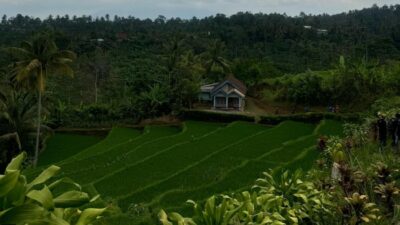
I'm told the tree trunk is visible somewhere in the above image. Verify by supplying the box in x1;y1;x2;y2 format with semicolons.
33;89;42;168
95;70;98;104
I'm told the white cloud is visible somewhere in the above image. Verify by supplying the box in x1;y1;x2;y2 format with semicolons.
0;0;398;18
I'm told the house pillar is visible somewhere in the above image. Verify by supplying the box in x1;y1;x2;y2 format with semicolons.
225;96;228;109
238;97;241;108
213;96;216;108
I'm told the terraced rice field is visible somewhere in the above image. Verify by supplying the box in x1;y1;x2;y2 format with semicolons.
38;133;102;166
31;119;342;223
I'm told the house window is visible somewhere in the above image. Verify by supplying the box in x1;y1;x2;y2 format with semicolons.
215;97;226;106
228;97;239;108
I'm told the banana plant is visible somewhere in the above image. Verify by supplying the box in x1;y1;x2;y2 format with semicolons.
0;152;106;225
251;170;335;225
159;195;244;225
159;171;336;225
372;162;393;184
344;192;380;225
374;182;400;214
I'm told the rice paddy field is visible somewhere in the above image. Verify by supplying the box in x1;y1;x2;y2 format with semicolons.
28;119;343;224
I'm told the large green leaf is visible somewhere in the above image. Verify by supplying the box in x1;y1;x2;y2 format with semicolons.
5;152;26;172
48;177;82;191
0;203;46;224
159;210;173;225
27;165;60;190
76;208;106;225
4;175;27;207
27;185;55;210
54;191;90;208
0;170;20;197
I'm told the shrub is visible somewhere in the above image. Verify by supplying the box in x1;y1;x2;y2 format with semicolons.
259;112;360;125
159;170;336;225
181;110;255;123
0;152;106;224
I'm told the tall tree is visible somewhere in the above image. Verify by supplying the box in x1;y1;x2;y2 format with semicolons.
84;47;110;104
202;40;231;80
4;33;76;167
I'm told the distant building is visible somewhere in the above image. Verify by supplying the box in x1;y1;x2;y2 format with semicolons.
317;29;328;35
199;75;247;111
304;25;312;29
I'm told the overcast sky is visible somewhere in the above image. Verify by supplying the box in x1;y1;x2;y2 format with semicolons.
0;0;398;19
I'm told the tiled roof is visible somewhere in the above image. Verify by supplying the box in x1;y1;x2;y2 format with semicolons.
200;75;247;96
211;74;247;95
224;74;247;94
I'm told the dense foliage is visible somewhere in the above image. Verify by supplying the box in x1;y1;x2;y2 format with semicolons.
0;152;106;224
21;120;342;224
0;5;399;124
160;114;400;225
262;57;400;108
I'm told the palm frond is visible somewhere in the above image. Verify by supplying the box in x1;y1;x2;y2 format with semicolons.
13;59;41;88
54;50;77;60
51;63;74;78
20;41;33;52
2;47;33;60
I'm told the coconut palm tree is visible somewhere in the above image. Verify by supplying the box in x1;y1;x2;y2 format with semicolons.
202;39;231;79
4;33;76;167
0;81;36;169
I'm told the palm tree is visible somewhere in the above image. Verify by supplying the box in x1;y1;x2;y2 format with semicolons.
4;34;76;167
202;39;231;79
0;81;36;168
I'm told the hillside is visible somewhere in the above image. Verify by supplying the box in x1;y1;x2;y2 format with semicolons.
29;119;342;224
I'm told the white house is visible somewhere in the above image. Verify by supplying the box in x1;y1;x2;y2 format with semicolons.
199;75;247;111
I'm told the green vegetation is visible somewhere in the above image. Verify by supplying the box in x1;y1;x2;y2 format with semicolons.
160;111;400;225
1;5;400;168
4;33;76;167
261;58;400;110
25;119;342;224
0;152;106;225
1;4;399;225
38;133;102;166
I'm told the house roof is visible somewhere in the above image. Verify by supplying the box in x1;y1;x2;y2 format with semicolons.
211;74;247;95
200;82;219;92
200;75;247;96
225;74;247;94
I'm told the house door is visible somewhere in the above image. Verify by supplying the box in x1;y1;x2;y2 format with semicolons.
215;97;226;108
228;97;239;108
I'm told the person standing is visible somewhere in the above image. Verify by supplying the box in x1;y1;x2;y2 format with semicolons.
377;112;387;152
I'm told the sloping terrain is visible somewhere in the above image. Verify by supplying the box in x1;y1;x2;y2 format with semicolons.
33;119;342;223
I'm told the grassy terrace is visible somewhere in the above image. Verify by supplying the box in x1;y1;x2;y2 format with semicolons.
38;133;102;166
59;125;182;183
33;119;343;223
94;122;267;199
116;121;315;209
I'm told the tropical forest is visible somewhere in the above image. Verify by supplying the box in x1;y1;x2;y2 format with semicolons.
1;3;400;225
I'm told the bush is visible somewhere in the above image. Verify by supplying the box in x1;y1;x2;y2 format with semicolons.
0;152;106;224
259;112;360;125
181;110;256;123
50;103;140;128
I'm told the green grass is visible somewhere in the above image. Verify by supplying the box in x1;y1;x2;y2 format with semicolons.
157;160;279;212
58;125;183;183
38;133;102;167
69;127;143;160
94;122;267;200
116;121;314;210
35;119;343;224
142;120;341;212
